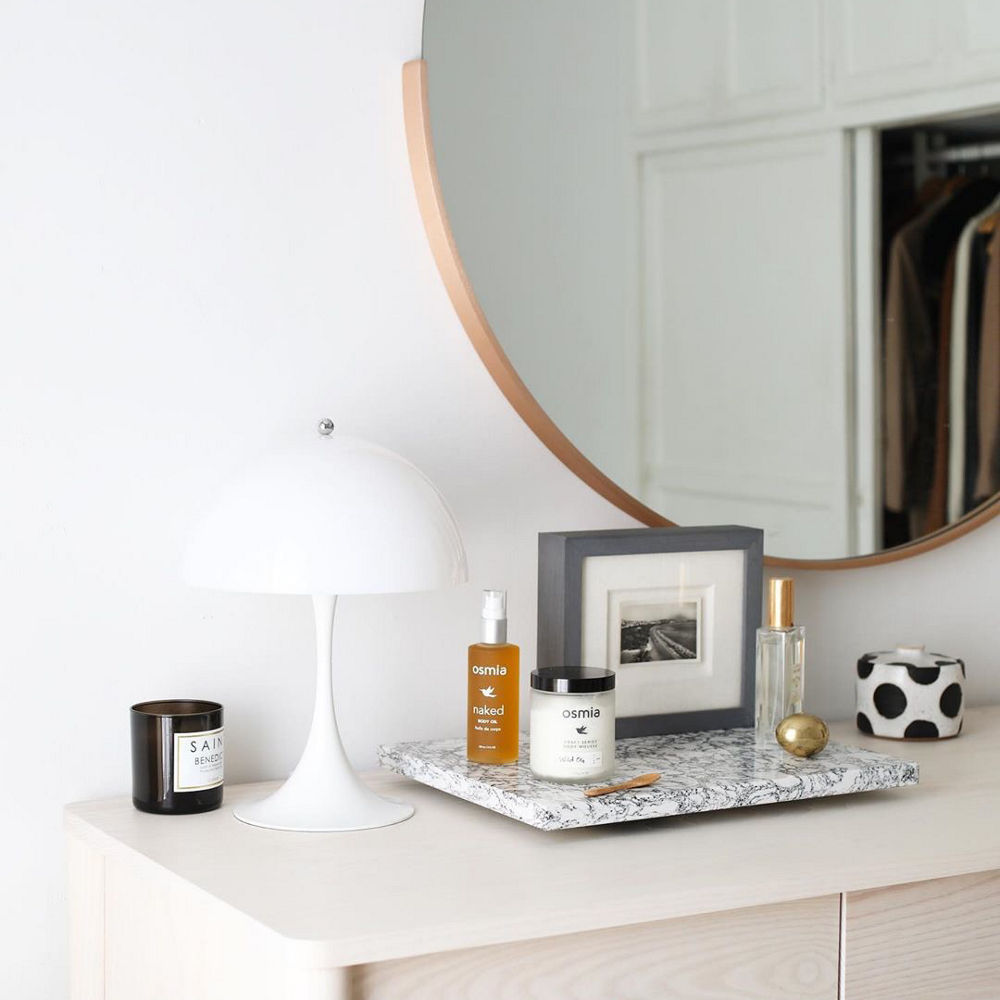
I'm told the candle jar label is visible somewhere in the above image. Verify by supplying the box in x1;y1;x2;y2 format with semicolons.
173;727;225;793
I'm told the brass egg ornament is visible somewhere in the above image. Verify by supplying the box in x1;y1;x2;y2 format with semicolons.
776;713;829;757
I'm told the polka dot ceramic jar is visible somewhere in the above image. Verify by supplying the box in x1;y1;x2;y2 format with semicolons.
856;645;965;740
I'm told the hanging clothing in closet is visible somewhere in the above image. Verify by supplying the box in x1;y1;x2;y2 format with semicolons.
976;226;1000;503
883;175;1000;544
947;197;1000;521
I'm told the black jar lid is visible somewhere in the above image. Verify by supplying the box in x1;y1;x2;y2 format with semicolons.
530;666;615;693
131;700;222;718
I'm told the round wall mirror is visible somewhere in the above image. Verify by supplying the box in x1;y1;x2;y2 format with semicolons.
413;0;1000;567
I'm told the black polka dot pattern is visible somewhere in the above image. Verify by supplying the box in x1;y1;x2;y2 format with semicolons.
873;683;907;719
940;683;963;718
933;655;966;678
857;649;964;740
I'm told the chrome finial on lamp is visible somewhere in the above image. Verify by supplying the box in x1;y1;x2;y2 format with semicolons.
182;422;467;832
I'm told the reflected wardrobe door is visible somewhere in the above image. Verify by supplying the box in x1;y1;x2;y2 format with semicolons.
639;132;854;559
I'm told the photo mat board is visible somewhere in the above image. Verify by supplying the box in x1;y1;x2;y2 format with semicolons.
538;526;763;737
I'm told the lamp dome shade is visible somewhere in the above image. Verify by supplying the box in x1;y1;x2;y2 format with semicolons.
182;433;468;595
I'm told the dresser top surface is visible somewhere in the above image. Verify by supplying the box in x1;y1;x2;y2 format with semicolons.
66;708;1000;967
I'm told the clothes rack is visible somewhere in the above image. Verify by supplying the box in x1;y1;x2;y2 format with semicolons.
889;135;1000;186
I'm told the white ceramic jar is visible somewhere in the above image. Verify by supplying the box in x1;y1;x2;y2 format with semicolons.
856;644;965;739
529;667;616;782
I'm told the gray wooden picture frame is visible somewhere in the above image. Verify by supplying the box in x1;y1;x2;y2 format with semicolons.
537;526;763;738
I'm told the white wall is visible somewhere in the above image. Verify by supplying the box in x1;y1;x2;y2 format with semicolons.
1;2;997;997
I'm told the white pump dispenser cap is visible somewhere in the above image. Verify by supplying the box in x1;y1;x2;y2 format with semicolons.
482;589;506;620
481;589;508;643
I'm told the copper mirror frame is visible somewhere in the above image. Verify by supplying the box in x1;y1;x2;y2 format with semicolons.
402;59;999;570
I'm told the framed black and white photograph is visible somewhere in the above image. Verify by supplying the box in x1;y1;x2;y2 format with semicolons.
538;526;763;737
618;597;701;664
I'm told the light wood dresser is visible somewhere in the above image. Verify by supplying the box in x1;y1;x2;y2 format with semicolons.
66;709;1000;999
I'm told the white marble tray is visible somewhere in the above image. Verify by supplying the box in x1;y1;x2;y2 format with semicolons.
377;729;918;831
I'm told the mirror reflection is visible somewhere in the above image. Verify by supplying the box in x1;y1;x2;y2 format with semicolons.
424;0;1000;560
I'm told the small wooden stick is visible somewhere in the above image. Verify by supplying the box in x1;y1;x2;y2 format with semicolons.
584;772;661;797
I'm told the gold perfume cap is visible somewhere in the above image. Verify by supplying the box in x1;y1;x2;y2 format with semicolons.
767;577;794;629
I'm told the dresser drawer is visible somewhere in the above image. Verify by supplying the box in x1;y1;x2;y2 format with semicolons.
356;895;839;1000
845;870;1000;1000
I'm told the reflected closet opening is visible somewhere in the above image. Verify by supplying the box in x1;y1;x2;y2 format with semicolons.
875;110;1000;552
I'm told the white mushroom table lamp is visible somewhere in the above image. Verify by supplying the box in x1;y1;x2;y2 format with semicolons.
182;420;467;832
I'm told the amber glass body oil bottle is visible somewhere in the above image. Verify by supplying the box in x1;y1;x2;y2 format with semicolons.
467;589;520;763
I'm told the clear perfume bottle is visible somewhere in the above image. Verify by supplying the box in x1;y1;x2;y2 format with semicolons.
755;578;805;744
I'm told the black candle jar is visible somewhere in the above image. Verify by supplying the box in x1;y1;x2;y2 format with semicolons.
131;700;224;814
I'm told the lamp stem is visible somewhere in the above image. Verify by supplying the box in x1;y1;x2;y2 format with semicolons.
307;594;353;773
231;594;414;832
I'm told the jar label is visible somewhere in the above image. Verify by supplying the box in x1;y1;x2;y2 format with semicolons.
557;750;604;768
529;693;615;779
173;727;224;793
